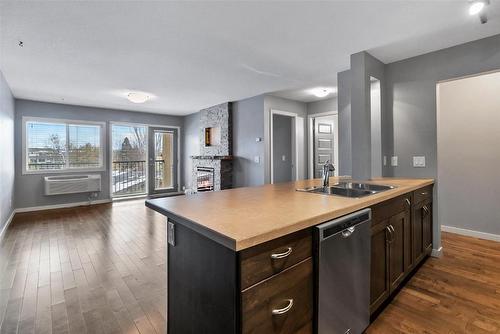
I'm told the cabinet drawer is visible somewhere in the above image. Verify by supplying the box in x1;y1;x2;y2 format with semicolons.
240;229;312;290
372;194;412;225
414;185;433;205
241;258;313;334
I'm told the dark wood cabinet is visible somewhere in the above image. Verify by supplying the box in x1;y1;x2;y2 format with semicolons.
370;190;433;315
388;210;412;291
413;198;433;264
369;219;391;313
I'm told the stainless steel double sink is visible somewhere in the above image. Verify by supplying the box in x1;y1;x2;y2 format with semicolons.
297;182;395;198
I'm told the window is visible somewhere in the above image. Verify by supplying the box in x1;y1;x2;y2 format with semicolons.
23;117;105;173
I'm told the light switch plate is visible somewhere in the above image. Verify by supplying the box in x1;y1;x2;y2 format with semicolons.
413;156;426;167
383;156;387;166
282;155;286;161
254;156;260;163
391;156;398;166
255;137;262;142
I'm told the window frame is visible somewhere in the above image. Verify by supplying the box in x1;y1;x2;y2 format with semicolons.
22;116;107;175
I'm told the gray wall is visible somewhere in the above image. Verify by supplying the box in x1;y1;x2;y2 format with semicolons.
15;99;183;209
387;33;500;179
272;114;293;183
0;71;15;234
233;95;265;187
264;95;307;183
337;70;352;176
181;112;200;190
350;51;386;180
385;33;500;251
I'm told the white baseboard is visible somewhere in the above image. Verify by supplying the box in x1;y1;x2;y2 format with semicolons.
441;225;500;242
431;247;443;258
0;210;16;242
15;199;112;213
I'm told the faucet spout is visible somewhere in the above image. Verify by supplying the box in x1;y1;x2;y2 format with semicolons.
322;160;336;188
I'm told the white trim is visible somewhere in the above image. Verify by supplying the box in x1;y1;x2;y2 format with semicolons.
270;109;300;184
307;111;339;179
431;247;443;258
0;210;16;243
441;225;500;242
22;116;107;175
15;199;112;213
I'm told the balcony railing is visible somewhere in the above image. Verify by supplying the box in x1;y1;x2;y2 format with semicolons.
112;160;146;196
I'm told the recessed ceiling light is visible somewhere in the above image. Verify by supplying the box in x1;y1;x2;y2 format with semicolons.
127;91;151;103
469;0;485;15
310;87;336;98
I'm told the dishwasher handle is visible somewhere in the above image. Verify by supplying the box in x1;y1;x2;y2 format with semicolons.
317;208;371;241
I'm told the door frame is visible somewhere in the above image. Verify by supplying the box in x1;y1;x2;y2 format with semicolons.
308;111;339;179
148;126;180;196
109;122;181;199
270;109;300;184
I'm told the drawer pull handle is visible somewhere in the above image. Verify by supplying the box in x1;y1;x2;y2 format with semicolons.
272;299;294;315
421;192;428;196
405;198;411;206
270;247;293;260
423;205;430;216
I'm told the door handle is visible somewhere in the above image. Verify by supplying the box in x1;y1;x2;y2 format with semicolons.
422;205;430;216
385;226;393;244
405;198;411;207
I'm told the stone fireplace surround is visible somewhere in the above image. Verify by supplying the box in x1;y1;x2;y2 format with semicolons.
190;102;233;192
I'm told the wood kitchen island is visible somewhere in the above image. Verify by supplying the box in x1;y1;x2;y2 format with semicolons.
146;177;434;334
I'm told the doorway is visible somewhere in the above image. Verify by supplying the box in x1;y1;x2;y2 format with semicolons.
308;112;339;179
111;123;179;198
270;109;304;184
148;127;179;195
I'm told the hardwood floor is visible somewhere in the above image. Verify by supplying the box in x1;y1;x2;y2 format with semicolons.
1;202;499;334
367;232;500;334
0;201;166;334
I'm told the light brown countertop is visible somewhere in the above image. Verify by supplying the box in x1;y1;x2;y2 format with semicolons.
146;177;434;251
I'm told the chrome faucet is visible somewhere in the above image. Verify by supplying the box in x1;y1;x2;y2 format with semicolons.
322;160;335;188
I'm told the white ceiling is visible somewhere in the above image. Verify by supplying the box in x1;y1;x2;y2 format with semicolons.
1;1;499;115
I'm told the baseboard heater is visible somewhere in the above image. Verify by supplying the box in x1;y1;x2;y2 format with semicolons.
44;174;101;196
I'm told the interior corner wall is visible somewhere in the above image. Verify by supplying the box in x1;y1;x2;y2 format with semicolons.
0;70;15;234
263;95;308;183
14;99;184;209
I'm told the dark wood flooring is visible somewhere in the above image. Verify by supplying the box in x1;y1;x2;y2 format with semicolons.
0;201;166;334
1;202;499;333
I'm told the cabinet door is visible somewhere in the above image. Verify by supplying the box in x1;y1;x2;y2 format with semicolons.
389;210;411;292
422;201;433;255
412;201;425;265
413;199;433;265
370;220;390;313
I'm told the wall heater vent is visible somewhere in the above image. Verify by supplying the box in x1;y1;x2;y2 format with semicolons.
44;174;101;196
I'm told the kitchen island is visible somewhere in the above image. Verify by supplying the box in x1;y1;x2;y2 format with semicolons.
146;177;434;334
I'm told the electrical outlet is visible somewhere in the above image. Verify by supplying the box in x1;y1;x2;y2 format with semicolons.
383;156;387;166
254;156;260;164
282;155;286;161
413;156;426;168
391;156;398;167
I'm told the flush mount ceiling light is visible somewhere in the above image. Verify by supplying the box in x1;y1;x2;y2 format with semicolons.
310;87;336;98
127;91;151;103
469;0;485;15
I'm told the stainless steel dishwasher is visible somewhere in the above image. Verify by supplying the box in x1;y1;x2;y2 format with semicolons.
316;208;371;334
